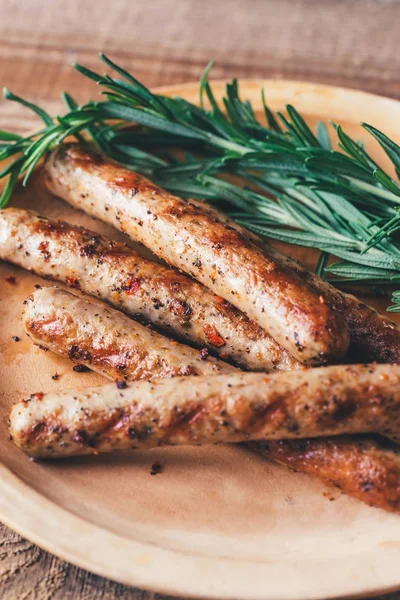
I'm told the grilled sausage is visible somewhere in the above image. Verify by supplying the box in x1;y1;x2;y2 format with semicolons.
19;295;400;513
294;272;400;363
10;363;400;459
0;207;299;372
250;435;400;513
23;286;237;379
190;198;400;363
44;143;350;365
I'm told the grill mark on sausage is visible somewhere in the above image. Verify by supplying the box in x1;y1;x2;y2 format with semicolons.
10;364;400;459
44;143;350;365
22;287;236;382
1;207;300;372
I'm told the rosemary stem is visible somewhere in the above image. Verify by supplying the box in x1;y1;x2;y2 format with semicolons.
349;177;400;203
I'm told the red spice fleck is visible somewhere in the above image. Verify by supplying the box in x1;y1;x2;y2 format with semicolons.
203;324;226;348
66;276;80;289
214;296;231;310
199;347;209;360
170;299;191;319
122;277;141;295
5;276;16;285
38;241;49;252
30;392;44;401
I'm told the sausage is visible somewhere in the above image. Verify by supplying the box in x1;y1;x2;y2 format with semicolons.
44;143;350;365
23;286;237;379
0;207;299;372
10;363;400;459
250;435;400;513
22;292;400;512
190;198;400;363
296;274;400;364
22;291;398;502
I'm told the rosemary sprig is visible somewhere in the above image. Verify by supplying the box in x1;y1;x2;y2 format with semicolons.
0;91;101;207
2;54;400;310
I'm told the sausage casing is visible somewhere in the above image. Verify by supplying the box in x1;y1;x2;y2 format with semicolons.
250;435;400;513
191;198;400;363
44;144;350;365
17;291;400;513
10;363;400;459
23;286;236;379
0;207;299;372
23;291;400;512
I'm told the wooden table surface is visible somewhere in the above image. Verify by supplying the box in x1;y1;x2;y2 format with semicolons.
2;0;400;597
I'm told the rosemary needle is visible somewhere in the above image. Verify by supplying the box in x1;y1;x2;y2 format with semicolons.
2;54;400;310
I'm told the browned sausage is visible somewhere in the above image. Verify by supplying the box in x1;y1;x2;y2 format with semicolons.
44;143;350;365
190;198;400;363
19;292;400;512
250;436;400;513
0;207;299;372
23;286;237;379
10;363;400;459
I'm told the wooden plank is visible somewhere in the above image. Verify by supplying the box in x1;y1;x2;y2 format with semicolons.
1;0;400;131
0;523;155;599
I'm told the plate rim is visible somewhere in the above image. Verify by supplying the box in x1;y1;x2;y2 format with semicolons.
3;78;400;600
4;461;400;600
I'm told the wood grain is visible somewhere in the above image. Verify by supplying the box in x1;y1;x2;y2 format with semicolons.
2;1;400;598
1;0;400;132
0;522;173;600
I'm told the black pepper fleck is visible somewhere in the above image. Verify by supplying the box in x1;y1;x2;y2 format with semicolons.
73;364;90;373
116;380;128;389
150;461;163;476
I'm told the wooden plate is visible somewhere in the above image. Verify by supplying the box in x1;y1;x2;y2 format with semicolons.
2;80;400;600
